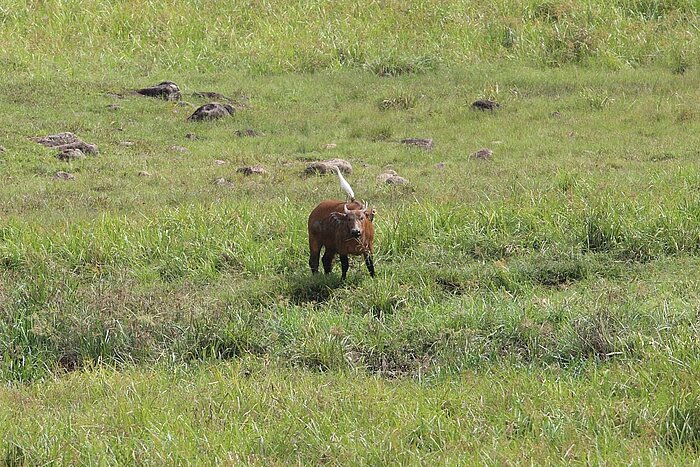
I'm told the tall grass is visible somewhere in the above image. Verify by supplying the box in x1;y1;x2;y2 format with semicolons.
2;193;700;381
0;0;698;74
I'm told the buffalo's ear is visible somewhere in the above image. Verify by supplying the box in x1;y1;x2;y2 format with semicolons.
367;208;377;222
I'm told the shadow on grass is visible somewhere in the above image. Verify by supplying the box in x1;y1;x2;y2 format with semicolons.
285;274;346;305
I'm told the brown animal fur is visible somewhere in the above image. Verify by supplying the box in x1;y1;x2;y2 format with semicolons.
308;200;376;279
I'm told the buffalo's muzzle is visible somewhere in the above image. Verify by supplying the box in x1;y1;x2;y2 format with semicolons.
350;229;361;238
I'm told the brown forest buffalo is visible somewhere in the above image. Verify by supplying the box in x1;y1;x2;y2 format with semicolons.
308;200;376;279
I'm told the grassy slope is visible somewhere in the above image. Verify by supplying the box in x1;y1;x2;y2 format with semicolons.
1;0;700;463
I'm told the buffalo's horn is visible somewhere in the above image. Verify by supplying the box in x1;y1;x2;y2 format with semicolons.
361;201;368;212
343;204;350;215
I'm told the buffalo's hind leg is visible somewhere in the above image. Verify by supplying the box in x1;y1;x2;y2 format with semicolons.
322;248;335;274
364;253;375;278
340;254;350;280
309;238;321;275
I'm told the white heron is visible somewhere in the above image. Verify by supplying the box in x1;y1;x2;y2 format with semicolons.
334;165;355;201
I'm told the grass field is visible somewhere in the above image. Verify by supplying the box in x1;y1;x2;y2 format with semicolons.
2;0;700;463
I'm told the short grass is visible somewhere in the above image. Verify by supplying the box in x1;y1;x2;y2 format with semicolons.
1;0;700;463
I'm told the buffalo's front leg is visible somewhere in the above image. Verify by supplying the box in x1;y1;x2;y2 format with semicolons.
322;248;335;274
364;253;375;278
340;254;350;280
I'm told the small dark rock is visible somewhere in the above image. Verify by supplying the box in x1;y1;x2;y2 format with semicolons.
235;128;263;138
120;141;135;147
552;111;562;118
56;148;85;161
472;100;500;111
138;171;152;177
0;146;5;152
435;162;446;169
185;133;198;140
401;138;433;150
107;104;121;111
305;159;352;175
188;102;235;122
54;171;75;180
237;165;268;176
471;148;493;160
135;81;181;101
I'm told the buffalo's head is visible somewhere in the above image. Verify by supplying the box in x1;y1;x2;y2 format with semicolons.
333;202;375;239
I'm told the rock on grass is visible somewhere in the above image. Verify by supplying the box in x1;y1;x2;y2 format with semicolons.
237;165;268;176
56;148;85;161
377;169;409;184
54;171;75;180
235;128;263;137
135;81;181;101
305;158;352;175
401;138;433;150
193;91;234;103
34;132;80;147
34;132;98;155
472;99;500;111
471;148;493;160
214;177;234;188
188;102;235;122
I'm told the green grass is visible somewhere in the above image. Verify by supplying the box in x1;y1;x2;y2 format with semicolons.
2;0;700;463
0;0;699;74
2;360;700;464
